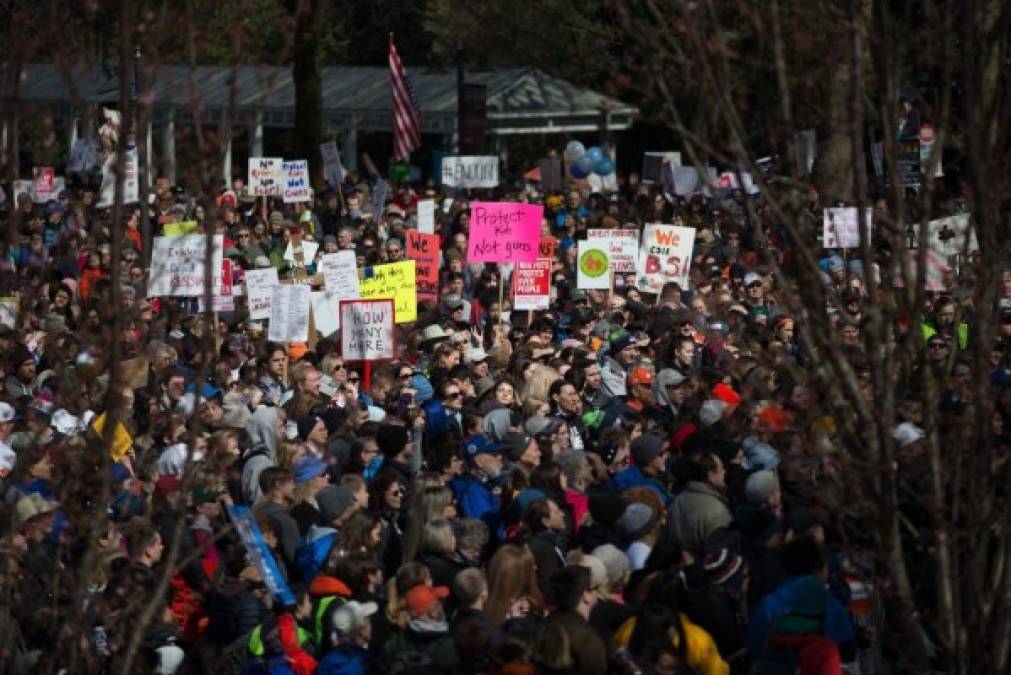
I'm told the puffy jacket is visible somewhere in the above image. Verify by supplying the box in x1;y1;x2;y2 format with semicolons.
450;473;501;533
667;481;733;554
315;645;368;675
205;579;269;647
612;613;729;675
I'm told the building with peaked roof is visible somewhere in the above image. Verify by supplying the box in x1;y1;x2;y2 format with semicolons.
7;63;637;183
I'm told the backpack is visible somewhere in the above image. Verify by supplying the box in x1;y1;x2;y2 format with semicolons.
750;599;842;675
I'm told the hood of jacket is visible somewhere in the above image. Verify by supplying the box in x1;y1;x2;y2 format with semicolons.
245;405;279;459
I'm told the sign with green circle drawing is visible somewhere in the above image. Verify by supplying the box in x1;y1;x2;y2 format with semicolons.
577;242;611;289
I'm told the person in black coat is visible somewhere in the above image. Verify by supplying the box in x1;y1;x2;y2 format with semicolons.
523;498;569;591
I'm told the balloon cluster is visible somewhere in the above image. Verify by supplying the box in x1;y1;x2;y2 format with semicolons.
565;140;615;179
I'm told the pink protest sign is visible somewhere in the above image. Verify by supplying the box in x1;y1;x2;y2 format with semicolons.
466;201;543;263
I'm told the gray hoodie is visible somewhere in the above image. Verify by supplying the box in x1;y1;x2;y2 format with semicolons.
242;406;280;505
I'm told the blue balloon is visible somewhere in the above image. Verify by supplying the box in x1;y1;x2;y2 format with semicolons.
576;155;595;174
569;162;589;179
565;140;586;159
586;146;604;163
594;157;615;176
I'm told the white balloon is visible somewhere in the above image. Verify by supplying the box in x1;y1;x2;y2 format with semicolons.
565;140;586;158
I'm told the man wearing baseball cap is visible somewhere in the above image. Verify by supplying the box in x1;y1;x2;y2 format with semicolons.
450;435;507;529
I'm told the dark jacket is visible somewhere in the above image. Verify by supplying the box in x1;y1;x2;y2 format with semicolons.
418;552;466;589
544;610;608;675
205;578;270;647
526;530;566;591
256;500;302;576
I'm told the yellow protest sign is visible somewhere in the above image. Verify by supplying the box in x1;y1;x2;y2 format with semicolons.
358;260;417;323
163;220;199;236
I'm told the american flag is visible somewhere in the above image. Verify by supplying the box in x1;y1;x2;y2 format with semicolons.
389;35;422;160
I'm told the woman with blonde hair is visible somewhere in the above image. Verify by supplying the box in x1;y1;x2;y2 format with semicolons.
416;519;464;587
385;561;432;630
521;364;561;405
484;543;545;625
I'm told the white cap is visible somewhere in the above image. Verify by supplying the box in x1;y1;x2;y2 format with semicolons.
0;401;16;423
52;409;81;434
465;348;489;365
331;600;378;640
893;422;925;448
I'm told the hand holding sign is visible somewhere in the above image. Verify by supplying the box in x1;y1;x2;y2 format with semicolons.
466;202;543;263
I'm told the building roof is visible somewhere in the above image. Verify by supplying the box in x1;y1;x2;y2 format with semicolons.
10;63;637;135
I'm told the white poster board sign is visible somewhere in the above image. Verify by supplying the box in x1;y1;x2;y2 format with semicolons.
267;285;311;343
577;241;612;290
282;160;311;203
823;208;873;249
245;267;280;321
311;291;339;337
636;225;695;294
148;235;224;298
319;251;360;299
588;229;639;273
440;155;499;188
319;142;345;187
248;157;283;197
340;299;396;361
97;146;139;207
417;199;436;234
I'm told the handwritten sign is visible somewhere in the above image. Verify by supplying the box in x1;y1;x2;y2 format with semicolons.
512;260;552;311
311;291;339;337
200;259;235;312
359;260;417;323
319;251;360;299
823;208;873;249
148;235;224;298
405;230;441;300
636;224;695;294
370;179;388;221
440;155;499;188
248;157;283;197
282;160;310;203
588;229;639;273
341;300;395;361
417;199;436;234
539;236;558;260
466;202;542;263
284;240;319;266
267;284;311;342
577;241;611;290
245;267;279;320
319;142;344;188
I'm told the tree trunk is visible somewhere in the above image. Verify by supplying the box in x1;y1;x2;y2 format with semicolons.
291;0;323;188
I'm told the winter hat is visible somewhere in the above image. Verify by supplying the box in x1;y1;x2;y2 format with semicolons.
698;399;728;427
331;600;378;642
588;491;627;527
592;544;631;587
296;414;323;442
703;547;743;585
317;484;356;522
711;383;741;406
744;470;779;505
376;424;410;457
609;331;637;355
741;437;781;471
525;415;562;437
573;554;608;590
630;433;665;468
293;456;328;484
8;345;34;372
617;502;657;540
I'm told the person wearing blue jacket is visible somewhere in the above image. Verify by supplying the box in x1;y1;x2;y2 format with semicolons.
606;433;673;504
747;536;857;663
449;435;508;533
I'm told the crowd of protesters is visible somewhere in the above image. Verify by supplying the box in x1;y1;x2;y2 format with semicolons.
0;155;994;675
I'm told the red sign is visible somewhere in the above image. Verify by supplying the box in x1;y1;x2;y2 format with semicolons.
512;259;552;311
539;236;558;260
919;124;935;145
32;167;55;199
405;229;440;300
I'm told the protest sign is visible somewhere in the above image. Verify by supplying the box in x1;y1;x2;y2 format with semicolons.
903;213;976;290
642;152;682;184
919;124;943;177
359;260;417;323
97;145;139;207
200;259;235;312
539;236;558;261
588;229;639;273
823;208;873;249
248;157;283;196
245;267;279;320
284;240;319;266
340;299;396;361
15;177;68;205
226;505;296;606
267;284;311;342
319;142;345;188
148;235;224;297
32;167;55;201
163;220;199;236
512;261;552;311
671;166;704;196
0;296;17;329
417;199;436;234
440;155;499;188
405;230;440;300
636;225;696;294
311;291;339;337
318;251;360;299
67;138;101;175
282;160;310;203
466;202;542;263
577;241;611;290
